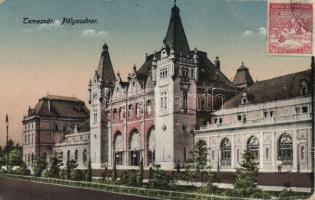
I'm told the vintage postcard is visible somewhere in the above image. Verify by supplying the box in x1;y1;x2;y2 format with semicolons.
0;0;314;200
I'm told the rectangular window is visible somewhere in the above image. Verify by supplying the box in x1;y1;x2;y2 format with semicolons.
263;111;268;118
265;147;269;160
212;150;215;160
295;107;301;114
183;148;186;162
219;118;223;124
182;91;188;112
237;115;242;121
243;115;247;123
302;106;308;113
160;91;167;110
270;111;274;117
128;105;133;118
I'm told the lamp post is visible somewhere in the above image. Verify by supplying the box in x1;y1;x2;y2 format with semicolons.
5;114;9;172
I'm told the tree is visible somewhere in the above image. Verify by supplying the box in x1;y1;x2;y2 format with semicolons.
33;157;47;177
65;158;71;179
136;158;144;186
193;140;208;171
149;164;175;189
46;155;63;178
183;164;193;185
67;159;79;180
85;158;92;182
205;166;217;193
234;150;259;197
192;140;208;185
9;148;23;167
112;158;117;181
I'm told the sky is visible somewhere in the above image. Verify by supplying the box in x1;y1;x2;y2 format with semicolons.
0;0;311;147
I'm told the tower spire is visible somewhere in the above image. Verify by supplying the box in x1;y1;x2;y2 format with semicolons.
96;43;116;85
163;2;190;56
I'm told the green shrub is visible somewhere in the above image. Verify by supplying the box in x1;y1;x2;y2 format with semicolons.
13;162;30;176
70;169;84;181
278;188;295;200
136;159;144;186
45;155;63;178
33;157;47;177
251;190;271;199
234;150;259;197
149;165;176;189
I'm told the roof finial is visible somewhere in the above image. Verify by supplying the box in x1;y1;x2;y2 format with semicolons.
174;0;176;6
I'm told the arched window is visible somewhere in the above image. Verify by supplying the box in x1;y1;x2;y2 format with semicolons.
147;127;155;164
83;149;87;165
278;133;293;165
114;132;123;165
129;130;141;166
114;133;123;152
74;150;78;162
220;138;231;166
130;130;140;150
247;136;259;160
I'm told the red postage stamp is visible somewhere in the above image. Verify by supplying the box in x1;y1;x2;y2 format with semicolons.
268;1;313;55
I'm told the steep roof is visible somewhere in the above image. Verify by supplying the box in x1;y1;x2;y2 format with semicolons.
41;95;82;102
97;43;116;84
196;51;235;87
233;62;254;87
224;69;312;109
163;4;190;56
28;95;89;119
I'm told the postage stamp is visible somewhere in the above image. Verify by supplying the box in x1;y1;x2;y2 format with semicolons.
267;0;313;56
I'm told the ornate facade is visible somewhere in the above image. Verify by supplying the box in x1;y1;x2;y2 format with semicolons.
89;4;237;169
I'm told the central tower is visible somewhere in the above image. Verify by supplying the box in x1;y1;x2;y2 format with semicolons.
89;44;115;169
154;3;198;169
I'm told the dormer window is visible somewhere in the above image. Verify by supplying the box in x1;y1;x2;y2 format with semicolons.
300;80;308;96
241;92;248;104
132;81;136;87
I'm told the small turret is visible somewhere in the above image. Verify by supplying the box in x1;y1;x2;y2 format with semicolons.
233;61;254;89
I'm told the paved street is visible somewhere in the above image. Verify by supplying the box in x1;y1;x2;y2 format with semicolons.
0;178;154;200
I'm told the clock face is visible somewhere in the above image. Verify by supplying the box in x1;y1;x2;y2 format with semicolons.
242;92;247;97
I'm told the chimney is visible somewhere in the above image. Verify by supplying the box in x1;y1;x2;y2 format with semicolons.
215;56;220;70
